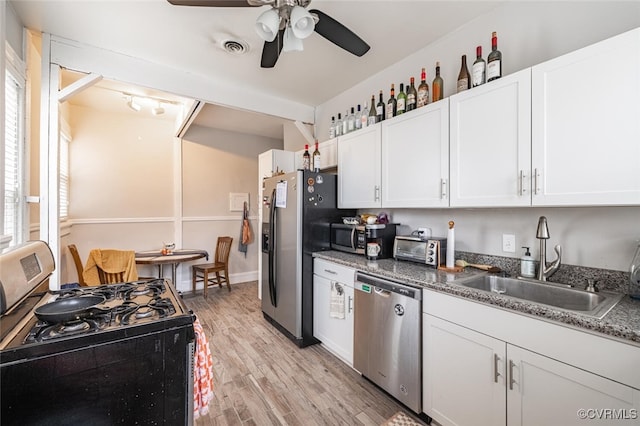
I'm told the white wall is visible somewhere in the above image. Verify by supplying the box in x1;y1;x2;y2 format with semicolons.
316;1;640;272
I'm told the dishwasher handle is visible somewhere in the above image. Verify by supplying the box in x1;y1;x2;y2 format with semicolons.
355;272;422;301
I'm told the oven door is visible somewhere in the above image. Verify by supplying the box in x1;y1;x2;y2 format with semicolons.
1;317;196;426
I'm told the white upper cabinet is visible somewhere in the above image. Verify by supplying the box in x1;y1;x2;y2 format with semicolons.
531;27;640;206
337;124;382;208
294;138;338;171
449;69;532;207
381;100;450;208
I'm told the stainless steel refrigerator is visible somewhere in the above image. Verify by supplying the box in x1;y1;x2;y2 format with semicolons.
261;170;353;347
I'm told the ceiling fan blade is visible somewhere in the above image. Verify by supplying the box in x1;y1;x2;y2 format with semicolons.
309;9;370;57
167;0;256;6
261;30;285;68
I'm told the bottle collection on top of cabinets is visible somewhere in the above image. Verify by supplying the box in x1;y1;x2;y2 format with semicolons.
328;31;503;138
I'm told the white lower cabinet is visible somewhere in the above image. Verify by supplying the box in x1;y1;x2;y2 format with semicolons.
313;258;356;366
507;345;639;426
423;290;640;426
423;314;506;426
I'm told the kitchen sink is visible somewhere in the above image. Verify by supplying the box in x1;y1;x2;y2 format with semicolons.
451;275;624;318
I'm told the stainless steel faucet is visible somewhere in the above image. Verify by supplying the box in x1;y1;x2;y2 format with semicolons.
535;216;562;281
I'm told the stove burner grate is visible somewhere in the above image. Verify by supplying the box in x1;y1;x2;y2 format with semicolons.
26;318;104;343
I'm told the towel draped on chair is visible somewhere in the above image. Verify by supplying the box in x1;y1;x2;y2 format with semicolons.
83;249;138;285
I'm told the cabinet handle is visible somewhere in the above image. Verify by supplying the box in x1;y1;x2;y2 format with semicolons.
323;269;337;275
534;168;540;195
494;353;501;383
441;179;447;199
508;359;516;390
348;295;353;313
519;170;526;195
374;185;380;202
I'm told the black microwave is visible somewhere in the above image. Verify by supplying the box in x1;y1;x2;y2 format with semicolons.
330;223;366;255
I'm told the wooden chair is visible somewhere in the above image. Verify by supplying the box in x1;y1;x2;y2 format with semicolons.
68;244;87;286
192;236;233;298
97;267;126;284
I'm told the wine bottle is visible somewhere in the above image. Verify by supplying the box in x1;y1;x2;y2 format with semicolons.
432;62;443;102
302;144;310;170
361;101;369;128
342;109;349;135
376;90;385;122
369;95;377;125
347;107;356;133
457;55;470;93
406;77;417;111
386;84;397;119
472;46;486;87
335;113;343;136
329;116;336;139
417;68;429;107
312;141;321;172
396;83;406;115
355;104;363;130
487;31;502;82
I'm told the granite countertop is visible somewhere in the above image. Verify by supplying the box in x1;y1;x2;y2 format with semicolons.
313;251;640;346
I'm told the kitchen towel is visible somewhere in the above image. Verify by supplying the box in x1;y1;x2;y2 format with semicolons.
193;318;214;420
330;282;345;319
238;201;252;257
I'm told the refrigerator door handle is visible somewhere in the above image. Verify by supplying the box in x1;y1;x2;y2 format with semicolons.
268;188;278;307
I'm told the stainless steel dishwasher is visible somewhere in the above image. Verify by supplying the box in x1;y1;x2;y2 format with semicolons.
354;272;422;413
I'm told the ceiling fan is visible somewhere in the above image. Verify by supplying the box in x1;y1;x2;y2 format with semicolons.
167;0;370;68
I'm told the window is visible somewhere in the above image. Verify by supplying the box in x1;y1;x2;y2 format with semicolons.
3;44;26;248
59;132;70;220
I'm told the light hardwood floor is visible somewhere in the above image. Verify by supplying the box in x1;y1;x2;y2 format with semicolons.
183;281;422;426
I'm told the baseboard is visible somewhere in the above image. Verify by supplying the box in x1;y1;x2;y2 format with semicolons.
174;270;258;292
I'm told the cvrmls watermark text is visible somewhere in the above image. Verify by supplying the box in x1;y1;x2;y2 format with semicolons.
577;408;638;420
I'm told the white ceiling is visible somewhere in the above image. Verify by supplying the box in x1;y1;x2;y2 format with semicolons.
11;0;504;139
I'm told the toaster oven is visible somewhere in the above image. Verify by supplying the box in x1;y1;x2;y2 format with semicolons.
393;236;447;267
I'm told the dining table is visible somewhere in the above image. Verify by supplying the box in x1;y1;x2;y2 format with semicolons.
135;249;209;285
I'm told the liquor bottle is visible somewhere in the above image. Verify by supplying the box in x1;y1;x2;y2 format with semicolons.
457;55;470;93
361;101;369;128
342;109;349;135
302;144;310;170
386;84;397;119
355;104;363;130
329;116;336;139
347;107;356;133
487;31;502;82
335;113;343;136
396;83;406;115
472;46;486;87
312;141;321;172
369;95;377;125
376;90;385;122
406;77;417;111
432;61;443;102
417;68;429;107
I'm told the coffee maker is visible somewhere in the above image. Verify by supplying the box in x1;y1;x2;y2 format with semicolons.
365;223;398;260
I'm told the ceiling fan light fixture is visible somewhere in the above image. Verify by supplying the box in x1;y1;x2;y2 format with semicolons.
255;8;280;42
290;5;315;39
283;26;304;52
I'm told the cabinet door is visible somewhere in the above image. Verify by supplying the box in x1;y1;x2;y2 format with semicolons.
450;69;531;207
337;124;382;208
507;345;640;426
313;275;354;366
381;100;450;207
532;28;640;206
423;314;506;426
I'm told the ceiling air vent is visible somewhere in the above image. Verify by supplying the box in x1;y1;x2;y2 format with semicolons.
222;40;249;55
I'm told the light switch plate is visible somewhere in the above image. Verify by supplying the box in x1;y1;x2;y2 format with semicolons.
503;234;516;253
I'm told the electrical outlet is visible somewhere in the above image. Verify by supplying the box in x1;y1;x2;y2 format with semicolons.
503;234;516;253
